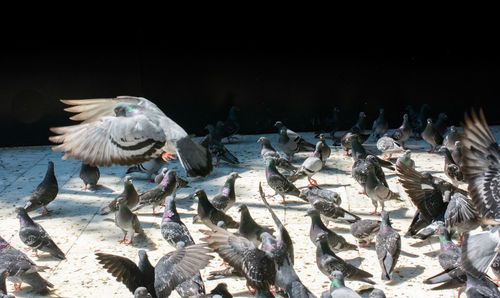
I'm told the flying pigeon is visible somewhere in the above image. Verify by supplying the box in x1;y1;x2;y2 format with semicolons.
16;207;65;259
24;161;58;216
238;204;275;247
444;191;480;244
376;134;403;160
442;126;462;151
154;168;169;184
349;219;381;248
100;176;139;215
211;172;240;212
422;118;443;153
306;209;357;252
257;137;297;171
126;156;166;182
391;114;412;149
161;196;194;248
192;189;239;229
132;170;181;215
115;196;144;245
0;235;53;294
79;162;100;191
372;108;389;140
265;158;304;204
49;96;213;177
327;270;362;298
375;211;401;281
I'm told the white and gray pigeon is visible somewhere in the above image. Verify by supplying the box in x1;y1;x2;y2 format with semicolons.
327;271;361;298
126;156;166;181
24;161;58;216
115;196;144;245
154;168;169;184
288;149;323;186
376;211;401;281
396;149;415;169
79;162;100;191
372;108;389;140
211;172;240;212
49;96;213;177
376;134;403;160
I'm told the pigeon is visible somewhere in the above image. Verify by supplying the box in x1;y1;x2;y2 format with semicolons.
132;170;180;214
372;108;389;140
352;155;390;195
349;219;381;247
368;288;386;298
201;224;276;293
275;121;315;153
265;158;304;204
434;112;449;137
315;233;375;284
257;137;297;171
49;96;213;177
301;191;360;224
439;146;465;185
115;196;144;245
100;176;139;215
422;118;443;153
126;156;166;181
238;204;275;247
350;111;367;133
306;209;357;252
203;282;233;298
16;207;65;259
134;287;153;298
340;133;370;156
276;127;301;161
23;161;58;216
161;196;194;248
405;105;419;133
79;162;100;190
443;126;462;151
0;235;53;294
327;270;361;298
414;220;443;240
217;106;240;143
452;141;463;166
299;186;342;205
365;160;402;215
351;137;394;170
0;269;14;298
154;168;169;184
396;149;415;169
317;134;331;166
415;104;431;137
200;132;239;167
375;211;401;281
192;189;239;229
211;172;240;212
465;273;500;298
288;149;323;186
391;114;412;148
444;191;480;243
492;254;500;283
377;134;403;160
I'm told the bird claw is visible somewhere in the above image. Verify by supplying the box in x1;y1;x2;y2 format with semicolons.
13;283;22;291
370;211;381;216
41;208;52;216
161;152;176;162
126;241;133;246
359;190;366;195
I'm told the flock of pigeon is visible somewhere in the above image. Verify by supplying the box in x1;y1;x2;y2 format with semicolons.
1;96;500;298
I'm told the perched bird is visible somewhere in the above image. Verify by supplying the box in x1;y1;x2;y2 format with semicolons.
349;219;381;247
100;176;139;215
257;137;297;171
391;114;412;148
126;156;166;182
452;141;463;166
277;126;300;161
327;271;361;298
439;146;465;185
275;121;315;153
352;154;390;195
24;161;58;216
377;134;403;160
415;104;431;137
16;208;65;259
288;149;323;186
161;196;194;248
193;189;239;229
132;170;180;215
464;273;500;298
317;134;331;166
79;162;100;191
299;186;342;205
340;132;370;156
351;137;394;170
115;196;144;245
134;287;153;298
306;209;357;252
315;233;375;284
211;172;240;212
217;106;240;143
422;118;443;153
442;126;462;151
154;168;169;184
372;108;389;139
396;149;415;169
317;106;340;140
301;191;359;224
350;112;367;133
365;160;402;215
375;211;401;281
369;289;386;298
444;191;480;243
0;235;53;294
0;269;14;298
238;204;275;247
265;158;304;204
434;112;449;137
201;129;239;167
49;96;213;177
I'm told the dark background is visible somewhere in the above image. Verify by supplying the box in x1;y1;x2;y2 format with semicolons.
1;25;499;147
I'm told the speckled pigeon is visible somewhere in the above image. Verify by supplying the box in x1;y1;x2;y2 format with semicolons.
132;170;181;215
299;186;342;205
80;162;100;190
24;161;58;216
100;176;139;215
161;196;194;248
301;191;360;224
265;158;304;204
365;160;402;215
211;172;240;212
375;211;401;280
306;209;357;252
349;219;381;247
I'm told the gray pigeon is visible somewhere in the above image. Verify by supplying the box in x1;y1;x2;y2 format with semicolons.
351;137;394;170
301;191;360;224
340;132;370;156
277;126;300;161
444;192;480;244
49;96;213;177
372;108;389;139
452;141;463;166
193;189;239;229
200;132;239;167
275;121;315;153
306;209;357;252
24;161;58;216
126;156;166;181
238;204;275;247
391;114;412;148
100;176;139;215
0;235;53;294
0;269;14;298
115;196;144;245
376;134;403;160
352;155;390;196
317;134;331;166
257;137;297;171
265;158;304;204
443;126;462;151
328;270;361;298
135;287;153;298
349;219;381;247
154;167;169;184
315;233;375;284
422;118;443;153
369;288;386;298
288;149;323;186
211;172;240;212
16;207;65;259
365;159;402;214
439;147;465;185
132;170;180;215
375;211;401;281
299;186;342;205
202;282;233;298
79;162;100;190
396;149;415;169
161;196;194;247
434;113;449;137
465;273;500;298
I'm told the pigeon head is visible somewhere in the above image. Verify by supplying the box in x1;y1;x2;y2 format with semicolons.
176;241;186;249
369;288;386;298
305;208;320;218
124;176;133;184
117;196;128;205
274;121;284;129
450;125;457;132
113;103;140;117
404;149;412;157
257;137;268;144
438;113;448;121
260;232;277;250
329;270;345;288
427;118;433;124
216;221;226;229
230;172;241;180
48;161;54;170
237;204;248;213
435;221;447;236
193;189;206;199
298;188;310;199
134;287;150;298
403;114;409;121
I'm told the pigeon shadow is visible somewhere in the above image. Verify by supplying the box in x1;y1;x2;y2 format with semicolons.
133;233;157;250
389;265;425;285
400;250;419;258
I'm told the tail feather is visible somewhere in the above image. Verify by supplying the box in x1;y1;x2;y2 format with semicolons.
176;136;213;177
126;165;140;174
